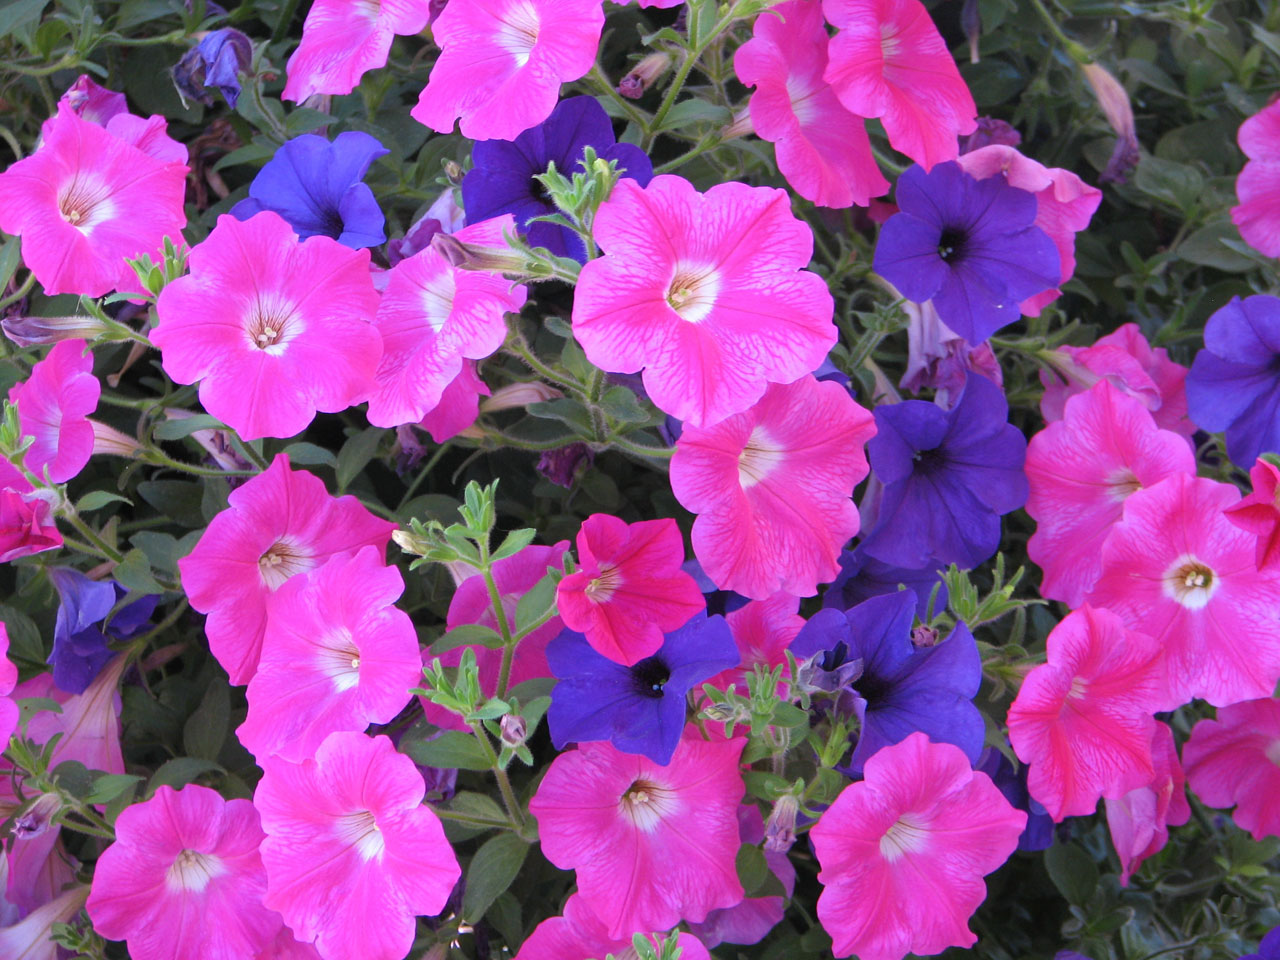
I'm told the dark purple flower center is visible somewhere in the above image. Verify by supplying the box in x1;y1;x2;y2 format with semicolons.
630;655;671;698
937;228;966;262
912;447;948;474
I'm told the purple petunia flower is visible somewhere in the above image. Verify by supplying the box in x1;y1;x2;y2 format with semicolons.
231;132;388;249
859;373;1028;571
545;611;739;765
791;591;983;776
172;28;252;108
1185;295;1280;467
47;568;158;694
1241;927;1280;960
461;95;653;262
824;544;948;621
873;161;1059;345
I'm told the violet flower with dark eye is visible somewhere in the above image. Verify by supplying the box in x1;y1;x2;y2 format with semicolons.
791;590;983;776
47;567;158;694
461;95;653;262
231;132;389;249
172;28;252;108
873;161;1059;345
545;611;739;765
859;373;1028;571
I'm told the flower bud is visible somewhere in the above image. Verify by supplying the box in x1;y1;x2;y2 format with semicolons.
90;420;143;459
499;713;527;749
14;792;61;839
764;793;800;853
619;53;672;100
480;381;563;413
1;314;109;348
1082;62;1140;183
719;107;754;142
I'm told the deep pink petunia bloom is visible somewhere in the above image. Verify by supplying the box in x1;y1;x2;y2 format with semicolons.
256;732;461;960
238;547;422;762
555;514;704;666
1007;606;1165;821
59;75;127;126
411;0;604;141
1224;458;1280;569
1183;697;1280;841
86;785;280;960
955;144;1101;315
256;926;325;960
418;360;489;442
0;459;62;562
0;106;187;297
20;653;127;775
671;375;875;599
1085;472;1280;708
58;77;186;165
283;0;434;101
706;592;804;694
421;541;570;731
0;623;15;749
571;176;836;427
1024;382;1195;606
151;211;382;441
178;455;397;685
529;735;746;939
367;216;525;428
734;0;889;208
809;732;1025;960
515;894;711;960
1105;722;1190;885
1232;100;1280;257
9;340;100;484
0;885;88;960
822;0;977;171
1040;323;1193;439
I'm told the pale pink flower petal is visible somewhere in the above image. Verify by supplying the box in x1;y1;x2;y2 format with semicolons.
0;886;88;960
1105;722;1190;885
1183;697;1280;842
9;340;100;484
1232;100;1280;257
571;176;836;427
20;654;127;775
671;375;875;599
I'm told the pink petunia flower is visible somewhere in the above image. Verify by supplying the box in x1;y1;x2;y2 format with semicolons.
529;735;746;939
417;360;489;442
58;77;186;165
1104;722;1190;885
734;0;889;208
283;0;435;102
421;541;569;731
571;175;836;427
1232;99;1280;257
555;514;704;666
238;547;422;762
1224;457;1280;569
0;772;75;919
1024;381;1195;606
1085;472;1280;708
0;623;15;749
178;454;397;685
955;144;1102;315
670;374;875;599
256;926;326;960
86;785;280;960
515;894;711;960
367;216;526;428
1040;323;1193;439
0;459;62;562
822;0;977;171
59;75;127;125
1006;605;1165;821
256;732;460;960
411;0;605;141
706;592;805;694
0;886;88;960
9;340;100;484
1183;697;1280;842
0;106;187;297
151;211;382;441
809;731;1026;960
20;653;128;775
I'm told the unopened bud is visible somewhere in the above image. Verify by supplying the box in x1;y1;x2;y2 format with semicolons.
499;713;527;748
430;232;528;274
619;52;672;100
443;160;464;185
719;108;754;142
90;420;143;459
392;528;430;556
481;381;562;413
1082;62;1140;183
764;793;800;853
14;792;61;839
2;314;109;348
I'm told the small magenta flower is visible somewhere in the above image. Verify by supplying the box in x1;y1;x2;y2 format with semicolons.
9;339;99;484
1225;458;1280;569
1183;698;1280;842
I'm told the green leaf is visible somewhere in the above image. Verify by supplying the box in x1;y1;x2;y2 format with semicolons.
86;773;143;805
736;842;770;895
77;489;132;512
1176;220;1256;272
447;790;509;824
652;98;731;133
526;398;594;433
16;696;61;728
51;760;95;800
433;623;505;653
284;108;337;136
462;832;530;923
0;0;48;39
488;891;524;953
137;479;206;527
402;731;492;771
514;570;558;638
152;414;223;441
599;386;649;423
131;530;197;576
114;548;164;596
0;236;23;293
1044;841;1099;906
470;697;511;721
0;606;44;665
1133;155;1204;213
183;679;229;761
336;426;384;492
282;441;337;468
491;527;537;562
147;757;224;796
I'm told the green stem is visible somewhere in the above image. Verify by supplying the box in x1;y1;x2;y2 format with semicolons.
433;806;515;830
271;0;303;44
609;434;674;461
654;135;722;174
397;441;453;511
1024;0;1093;63
0;273;37;311
6;55;80;77
643;10;739;149
480;427;575;452
143;449;259;478
587;62;649;128
0;125;23;162
469;721;526;829
59;510;125;565
505;329;584;392
231;433;270;471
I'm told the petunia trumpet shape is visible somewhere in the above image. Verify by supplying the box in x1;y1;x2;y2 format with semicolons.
809;732;1026;960
555;513;705;665
529;735;746;939
1232;99;1280;258
9;340;99;484
1224;457;1280;569
1104;722;1190;885
1183;697;1280;842
256;732;461;960
1006;606;1166;821
572;175;836;427
670;375;875;599
0;886;89;960
86;785;280;960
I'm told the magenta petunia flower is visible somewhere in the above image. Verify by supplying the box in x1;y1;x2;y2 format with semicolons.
671;375;875;599
86;784;281;960
555;514;705;666
1024;382;1195;606
178;455;397;685
1183;697;1280;841
822;0;977;171
0;623;15;756
367;215;526;428
283;0;434;102
151;211;382;441
9;340;100;484
1085;473;1280;708
515;894;711;960
1224;457;1280;569
411;0;604;141
1104;722;1189;885
809;732;1026;960
571;176;836;427
0;459;62;562
1006;605;1166;821
529;735;746;939
20;653;128;776
734;0;889;208
417;360;489;442
706;592;805;694
0;106;187;297
256;732;460;960
1232;99;1280;257
238;547;422;762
